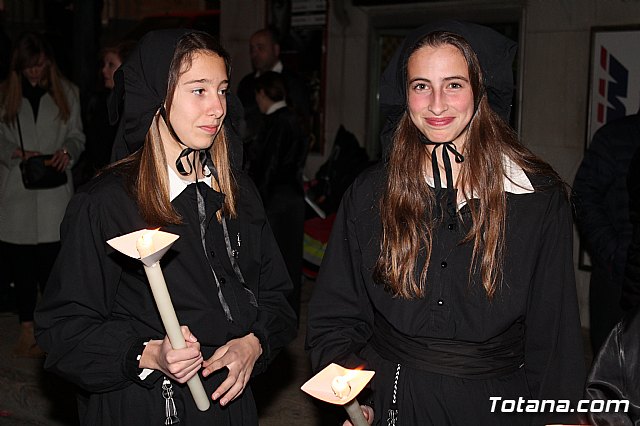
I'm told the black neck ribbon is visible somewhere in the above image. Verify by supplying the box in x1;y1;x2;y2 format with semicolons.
419;134;465;219
162;107;259;317
421;139;464;191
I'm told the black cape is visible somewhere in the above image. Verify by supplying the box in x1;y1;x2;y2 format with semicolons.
35;169;297;425
306;165;586;425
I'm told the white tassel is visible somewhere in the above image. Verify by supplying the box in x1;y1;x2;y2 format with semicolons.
386;364;401;426
162;377;180;424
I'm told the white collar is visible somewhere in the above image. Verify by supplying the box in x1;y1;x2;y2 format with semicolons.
266;100;287;115
271;60;283;73
255;60;283;77
424;154;534;208
168;165;213;201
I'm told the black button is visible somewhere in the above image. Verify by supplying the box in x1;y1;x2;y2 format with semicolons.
437;299;444;305
209;250;215;257
219;277;226;284
447;223;455;230
441;261;447;268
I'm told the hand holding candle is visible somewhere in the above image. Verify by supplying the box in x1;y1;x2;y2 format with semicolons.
108;229;210;411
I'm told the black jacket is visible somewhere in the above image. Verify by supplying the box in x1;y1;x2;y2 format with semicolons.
585;307;640;425
623;146;640;310
245;105;308;207
236;68;310;144
573;113;640;280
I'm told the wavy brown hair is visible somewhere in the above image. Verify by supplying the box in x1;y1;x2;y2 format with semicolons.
373;31;561;300
109;32;237;227
1;32;71;124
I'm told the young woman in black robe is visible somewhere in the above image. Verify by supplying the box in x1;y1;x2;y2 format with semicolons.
305;21;586;425
34;29;297;425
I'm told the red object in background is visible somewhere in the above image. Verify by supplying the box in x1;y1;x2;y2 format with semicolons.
302;213;336;279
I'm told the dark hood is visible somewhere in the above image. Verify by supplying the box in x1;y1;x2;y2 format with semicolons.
379;19;517;156
108;28;244;170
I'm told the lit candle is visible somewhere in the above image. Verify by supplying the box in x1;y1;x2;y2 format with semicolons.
331;374;351;399
136;231;155;258
332;373;368;426
301;363;374;426
134;230;210;411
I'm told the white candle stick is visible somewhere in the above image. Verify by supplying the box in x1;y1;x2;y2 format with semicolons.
343;398;369;426
108;229;210;411
135;231;210;412
332;373;369;425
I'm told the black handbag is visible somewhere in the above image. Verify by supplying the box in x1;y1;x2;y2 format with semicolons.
16;117;67;189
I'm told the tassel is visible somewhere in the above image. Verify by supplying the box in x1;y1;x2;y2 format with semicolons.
162;377;180;424
386;364;401;426
386;406;398;426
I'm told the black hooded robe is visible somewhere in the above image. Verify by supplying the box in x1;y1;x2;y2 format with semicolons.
35;28;296;425
306;166;585;426
35;169;297;425
306;20;585;426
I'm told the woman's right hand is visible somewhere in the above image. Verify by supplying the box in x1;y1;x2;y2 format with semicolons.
140;325;203;383
343;405;374;425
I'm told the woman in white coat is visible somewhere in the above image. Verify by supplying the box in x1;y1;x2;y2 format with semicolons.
0;31;84;357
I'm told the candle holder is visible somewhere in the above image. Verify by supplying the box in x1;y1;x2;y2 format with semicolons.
107;229;211;411
301;363;375;426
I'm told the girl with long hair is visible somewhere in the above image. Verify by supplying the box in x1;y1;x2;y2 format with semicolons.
35;29;296;425
306;21;585;425
0;31;84;358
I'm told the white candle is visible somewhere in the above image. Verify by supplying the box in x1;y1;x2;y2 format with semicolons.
331;373;368;426
343;398;369;426
331;375;351;399
136;231;155;258
136;231;210;412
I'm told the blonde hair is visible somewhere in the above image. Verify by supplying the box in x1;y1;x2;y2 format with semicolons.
1;32;71;124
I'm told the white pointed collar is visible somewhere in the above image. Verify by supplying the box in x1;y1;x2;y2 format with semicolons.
425;154;534;208
168;165;213;202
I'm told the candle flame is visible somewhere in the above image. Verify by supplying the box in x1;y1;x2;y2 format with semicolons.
341;368;361;381
137;228;160;258
140;229;158;244
331;367;367;399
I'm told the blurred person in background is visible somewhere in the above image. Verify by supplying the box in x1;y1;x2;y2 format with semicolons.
245;71;308;320
73;40;135;189
236;27;310;146
0;31;85;357
573;109;640;353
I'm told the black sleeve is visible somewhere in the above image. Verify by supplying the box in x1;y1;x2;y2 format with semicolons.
305;184;375;372
35;191;162;392
244;184;298;375
585;309;640;426
524;187;586;419
572;128;619;267
623;149;640;311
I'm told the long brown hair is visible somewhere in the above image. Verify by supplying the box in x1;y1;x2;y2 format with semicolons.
109;32;237;226
373;31;561;300
0;32;71;124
